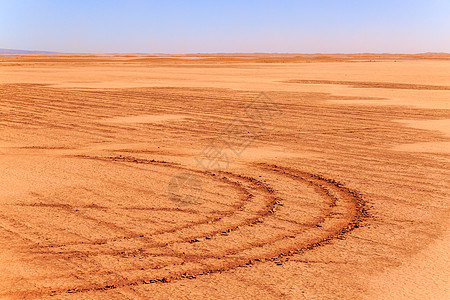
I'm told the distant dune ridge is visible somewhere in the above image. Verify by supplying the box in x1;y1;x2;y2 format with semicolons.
0;49;449;58
0;48;55;54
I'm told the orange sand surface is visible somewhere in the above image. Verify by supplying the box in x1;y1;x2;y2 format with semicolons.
0;54;449;299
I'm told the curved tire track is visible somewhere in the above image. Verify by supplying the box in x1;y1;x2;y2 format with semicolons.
0;156;368;298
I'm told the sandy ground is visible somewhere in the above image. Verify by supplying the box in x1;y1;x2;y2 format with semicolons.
0;55;449;299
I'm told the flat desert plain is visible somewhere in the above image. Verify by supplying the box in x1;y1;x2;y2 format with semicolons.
0;54;449;299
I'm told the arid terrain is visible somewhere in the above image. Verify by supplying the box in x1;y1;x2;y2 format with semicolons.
0;54;449;299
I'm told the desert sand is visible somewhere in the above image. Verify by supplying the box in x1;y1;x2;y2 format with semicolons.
0;54;449;299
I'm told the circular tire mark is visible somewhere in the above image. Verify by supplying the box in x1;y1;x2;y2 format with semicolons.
2;155;369;298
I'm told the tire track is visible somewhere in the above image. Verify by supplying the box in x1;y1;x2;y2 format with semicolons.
0;156;368;298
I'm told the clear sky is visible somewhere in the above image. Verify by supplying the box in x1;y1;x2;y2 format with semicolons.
1;0;449;53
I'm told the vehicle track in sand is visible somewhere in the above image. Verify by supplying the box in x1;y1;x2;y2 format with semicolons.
0;154;367;298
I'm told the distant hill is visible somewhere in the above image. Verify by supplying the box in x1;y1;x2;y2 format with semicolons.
0;48;55;54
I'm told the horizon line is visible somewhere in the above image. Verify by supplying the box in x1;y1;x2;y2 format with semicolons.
1;49;450;56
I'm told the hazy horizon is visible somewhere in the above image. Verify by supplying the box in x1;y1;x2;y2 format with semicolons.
1;47;450;55
1;0;449;54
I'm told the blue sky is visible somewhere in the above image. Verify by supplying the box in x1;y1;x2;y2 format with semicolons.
0;0;449;53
